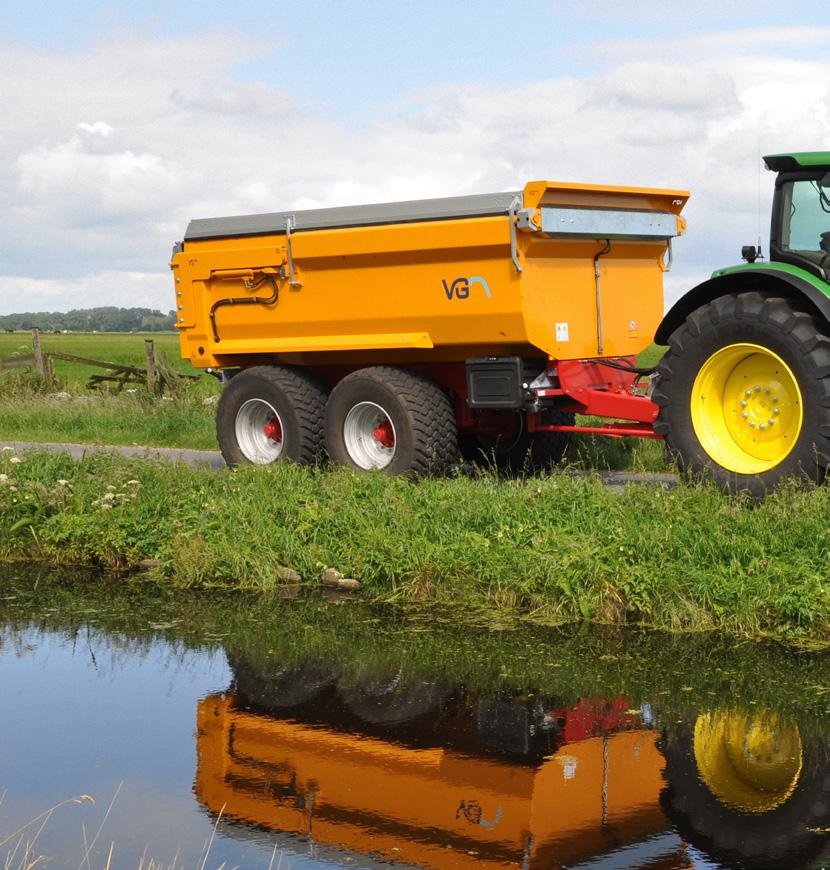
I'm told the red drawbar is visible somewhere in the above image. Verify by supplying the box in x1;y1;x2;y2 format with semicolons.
530;357;662;440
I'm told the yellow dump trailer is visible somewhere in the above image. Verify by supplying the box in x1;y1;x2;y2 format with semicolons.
172;180;688;471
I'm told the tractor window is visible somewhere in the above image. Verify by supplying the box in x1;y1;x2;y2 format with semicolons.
780;179;830;260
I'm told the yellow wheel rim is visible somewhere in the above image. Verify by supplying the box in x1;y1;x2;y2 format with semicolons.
691;343;803;474
693;710;803;813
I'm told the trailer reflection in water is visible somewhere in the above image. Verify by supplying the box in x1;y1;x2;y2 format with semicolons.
193;657;828;869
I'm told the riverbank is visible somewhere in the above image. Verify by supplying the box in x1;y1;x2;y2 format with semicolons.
1;449;829;644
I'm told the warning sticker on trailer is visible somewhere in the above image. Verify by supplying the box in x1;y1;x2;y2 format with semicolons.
555;322;569;342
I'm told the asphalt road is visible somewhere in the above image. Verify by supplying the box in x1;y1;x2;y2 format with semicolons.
0;440;678;488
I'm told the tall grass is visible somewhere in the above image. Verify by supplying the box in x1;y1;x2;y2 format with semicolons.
1;450;828;643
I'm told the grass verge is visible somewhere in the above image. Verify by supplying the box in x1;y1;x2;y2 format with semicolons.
1;450;828;644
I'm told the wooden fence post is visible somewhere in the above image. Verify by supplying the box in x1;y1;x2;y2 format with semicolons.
31;327;47;377
145;339;157;392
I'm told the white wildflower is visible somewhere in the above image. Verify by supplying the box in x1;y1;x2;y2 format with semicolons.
0;474;8;482
9;457;22;464
105;484;117;492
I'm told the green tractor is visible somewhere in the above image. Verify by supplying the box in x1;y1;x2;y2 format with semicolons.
653;152;830;495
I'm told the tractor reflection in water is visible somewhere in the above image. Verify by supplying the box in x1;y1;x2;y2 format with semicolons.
194;655;829;869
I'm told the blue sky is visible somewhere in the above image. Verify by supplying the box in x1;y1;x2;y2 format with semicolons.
7;2;827;116
1;2;828;312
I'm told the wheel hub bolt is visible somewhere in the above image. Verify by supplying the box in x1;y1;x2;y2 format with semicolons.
772;396;778;403
773;407;780;415
754;385;761;392
745;390;752;397
749;421;756;428
759;423;766;430
740;400;747;408
768;419;775;426
764;387;770;393
742;412;749;419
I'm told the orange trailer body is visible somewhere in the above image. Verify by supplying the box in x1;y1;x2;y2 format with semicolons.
172;181;688;372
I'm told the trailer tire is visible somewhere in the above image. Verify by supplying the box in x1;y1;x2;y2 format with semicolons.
459;409;573;473
216;365;327;467
229;653;334;711
324;366;457;475
337;671;453;726
652;292;830;496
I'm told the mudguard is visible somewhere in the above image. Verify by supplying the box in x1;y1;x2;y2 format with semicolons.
655;264;830;345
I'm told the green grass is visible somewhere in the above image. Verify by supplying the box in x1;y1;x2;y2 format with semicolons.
0;332;221;449
0;331;191;388
1;450;828;644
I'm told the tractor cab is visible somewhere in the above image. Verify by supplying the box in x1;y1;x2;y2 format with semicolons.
765;152;830;281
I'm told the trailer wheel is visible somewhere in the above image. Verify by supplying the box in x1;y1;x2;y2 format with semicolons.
216;365;327;467
653;292;830;495
460;409;573;473
324;366;457;474
337;671;453;726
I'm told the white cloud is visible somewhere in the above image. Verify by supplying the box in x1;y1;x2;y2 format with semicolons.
0;272;171;314
0;25;828;318
171;80;293;120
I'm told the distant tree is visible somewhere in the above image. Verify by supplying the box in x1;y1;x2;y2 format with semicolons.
0;307;176;332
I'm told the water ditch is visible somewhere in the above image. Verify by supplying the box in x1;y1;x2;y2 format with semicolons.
1;564;828;869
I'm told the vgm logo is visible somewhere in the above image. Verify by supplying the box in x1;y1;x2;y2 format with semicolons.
442;276;491;300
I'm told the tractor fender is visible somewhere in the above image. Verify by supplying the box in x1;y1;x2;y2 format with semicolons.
655;269;830;345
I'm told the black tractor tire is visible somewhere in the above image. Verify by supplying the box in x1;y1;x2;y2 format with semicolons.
660;723;830;869
324;366;457;475
653;292;830;496
216;365;327;467
459;409;574;474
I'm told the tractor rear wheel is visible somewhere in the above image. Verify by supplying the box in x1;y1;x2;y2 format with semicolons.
653;292;830;495
216;365;327;467
324;366;457;475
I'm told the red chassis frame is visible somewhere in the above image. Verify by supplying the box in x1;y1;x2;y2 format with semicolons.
528;357;661;440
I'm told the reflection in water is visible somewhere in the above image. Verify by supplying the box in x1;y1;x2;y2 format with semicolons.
662;711;830;869
194;656;829;869
197;685;672;868
0;569;828;869
694;711;803;814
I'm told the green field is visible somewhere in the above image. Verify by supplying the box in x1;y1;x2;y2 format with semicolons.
0;331;221;449
0;332;667;469
0;331;195;388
